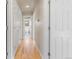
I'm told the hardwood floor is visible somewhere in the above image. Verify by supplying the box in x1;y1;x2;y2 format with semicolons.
14;38;42;59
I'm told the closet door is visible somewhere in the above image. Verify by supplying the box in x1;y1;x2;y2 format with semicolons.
50;0;72;59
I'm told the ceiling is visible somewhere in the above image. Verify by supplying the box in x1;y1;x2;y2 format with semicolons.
16;0;39;16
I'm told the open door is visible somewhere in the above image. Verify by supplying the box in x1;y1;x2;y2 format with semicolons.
7;0;72;59
7;0;49;59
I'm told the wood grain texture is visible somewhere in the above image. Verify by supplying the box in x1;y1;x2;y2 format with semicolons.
14;37;42;59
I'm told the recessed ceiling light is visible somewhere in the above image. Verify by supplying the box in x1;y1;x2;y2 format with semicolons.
25;5;30;8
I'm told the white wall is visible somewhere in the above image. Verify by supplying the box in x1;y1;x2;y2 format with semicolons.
7;0;22;59
12;0;22;56
33;0;49;59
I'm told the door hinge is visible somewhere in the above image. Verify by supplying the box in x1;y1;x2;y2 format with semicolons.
48;1;50;4
6;0;8;5
48;52;50;56
48;26;50;30
6;26;8;31
7;52;8;56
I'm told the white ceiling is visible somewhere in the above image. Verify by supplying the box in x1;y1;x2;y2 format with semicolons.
16;0;39;15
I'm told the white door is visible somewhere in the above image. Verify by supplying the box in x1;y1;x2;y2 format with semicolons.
50;0;72;59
